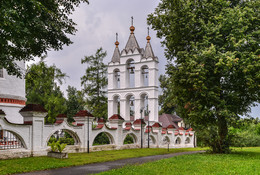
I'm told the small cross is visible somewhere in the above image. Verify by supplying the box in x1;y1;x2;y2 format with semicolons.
116;33;118;41
131;16;134;26
147;27;150;36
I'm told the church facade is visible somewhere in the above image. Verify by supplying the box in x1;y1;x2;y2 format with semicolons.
0;23;195;159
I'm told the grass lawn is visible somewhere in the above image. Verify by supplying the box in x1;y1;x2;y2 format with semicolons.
98;147;260;175
0;147;204;175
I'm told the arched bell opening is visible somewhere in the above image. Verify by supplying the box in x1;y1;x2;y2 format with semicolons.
126;59;135;88
113;95;120;115
140;93;149;119
141;65;149;86
126;94;135;121
113;69;120;89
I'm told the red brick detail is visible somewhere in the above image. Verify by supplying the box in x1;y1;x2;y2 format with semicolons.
186;128;193;132
96;124;104;129
109;114;124;120
152;122;162;128
0;98;26;105
133;119;146;125
124;126;131;130
167;124;175;129
24;121;33;125
98;118;106;123
125;122;132;126
178;127;185;130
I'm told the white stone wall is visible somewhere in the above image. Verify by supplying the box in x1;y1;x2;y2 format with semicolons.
0;110;195;159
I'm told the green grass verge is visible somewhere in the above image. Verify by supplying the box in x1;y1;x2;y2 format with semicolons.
98;147;260;175
0;147;204;175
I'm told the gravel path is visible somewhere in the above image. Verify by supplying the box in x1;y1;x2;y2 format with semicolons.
16;150;205;175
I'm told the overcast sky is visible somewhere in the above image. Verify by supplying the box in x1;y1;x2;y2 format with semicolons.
28;0;259;118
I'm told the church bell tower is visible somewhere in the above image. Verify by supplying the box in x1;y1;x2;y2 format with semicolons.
107;18;159;123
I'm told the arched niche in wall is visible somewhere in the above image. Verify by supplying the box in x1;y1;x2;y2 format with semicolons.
126;59;135;88
93;132;115;146
47;129;80;146
123;133;137;144
175;137;181;145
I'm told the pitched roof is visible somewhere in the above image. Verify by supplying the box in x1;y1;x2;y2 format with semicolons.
109;114;124;120
159;113;182;129
111;47;120;63
133;119;146;125
143;41;155;59
152;122;162;127
20;104;47;113
125;33;140;53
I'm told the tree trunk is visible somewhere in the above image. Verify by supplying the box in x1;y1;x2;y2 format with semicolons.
216;115;230;153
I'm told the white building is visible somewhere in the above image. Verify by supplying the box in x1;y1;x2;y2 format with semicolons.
0;61;26;124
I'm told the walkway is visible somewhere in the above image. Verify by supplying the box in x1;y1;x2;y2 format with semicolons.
17;151;204;175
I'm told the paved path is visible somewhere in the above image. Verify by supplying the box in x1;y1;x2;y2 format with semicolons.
16;151;205;175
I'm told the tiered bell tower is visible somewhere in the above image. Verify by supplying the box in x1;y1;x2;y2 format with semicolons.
107;19;159;123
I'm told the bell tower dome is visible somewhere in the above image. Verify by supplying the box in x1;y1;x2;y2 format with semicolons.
0;61;26;124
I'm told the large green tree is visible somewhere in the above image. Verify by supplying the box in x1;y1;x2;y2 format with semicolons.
66;85;85;122
26;59;67;123
158;74;175;114
81;48;108;118
148;0;260;153
0;0;88;77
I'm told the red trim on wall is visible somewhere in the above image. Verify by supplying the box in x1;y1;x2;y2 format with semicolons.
0;98;26;105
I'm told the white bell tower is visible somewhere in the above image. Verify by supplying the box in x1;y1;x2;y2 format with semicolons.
107;20;159;123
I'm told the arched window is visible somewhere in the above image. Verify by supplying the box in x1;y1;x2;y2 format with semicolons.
141;65;149;86
113;69;120;88
126;59;135;88
0;68;3;78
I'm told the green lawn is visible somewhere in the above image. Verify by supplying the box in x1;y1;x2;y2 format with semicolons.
98;147;260;175
0;147;204;175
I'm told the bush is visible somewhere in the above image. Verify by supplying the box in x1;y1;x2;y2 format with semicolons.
93;133;110;145
124;134;134;144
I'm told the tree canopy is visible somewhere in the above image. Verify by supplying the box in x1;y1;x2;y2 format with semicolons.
26;59;67;123
81;48;108;118
66;85;85;122
0;0;88;77
148;0;259;153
